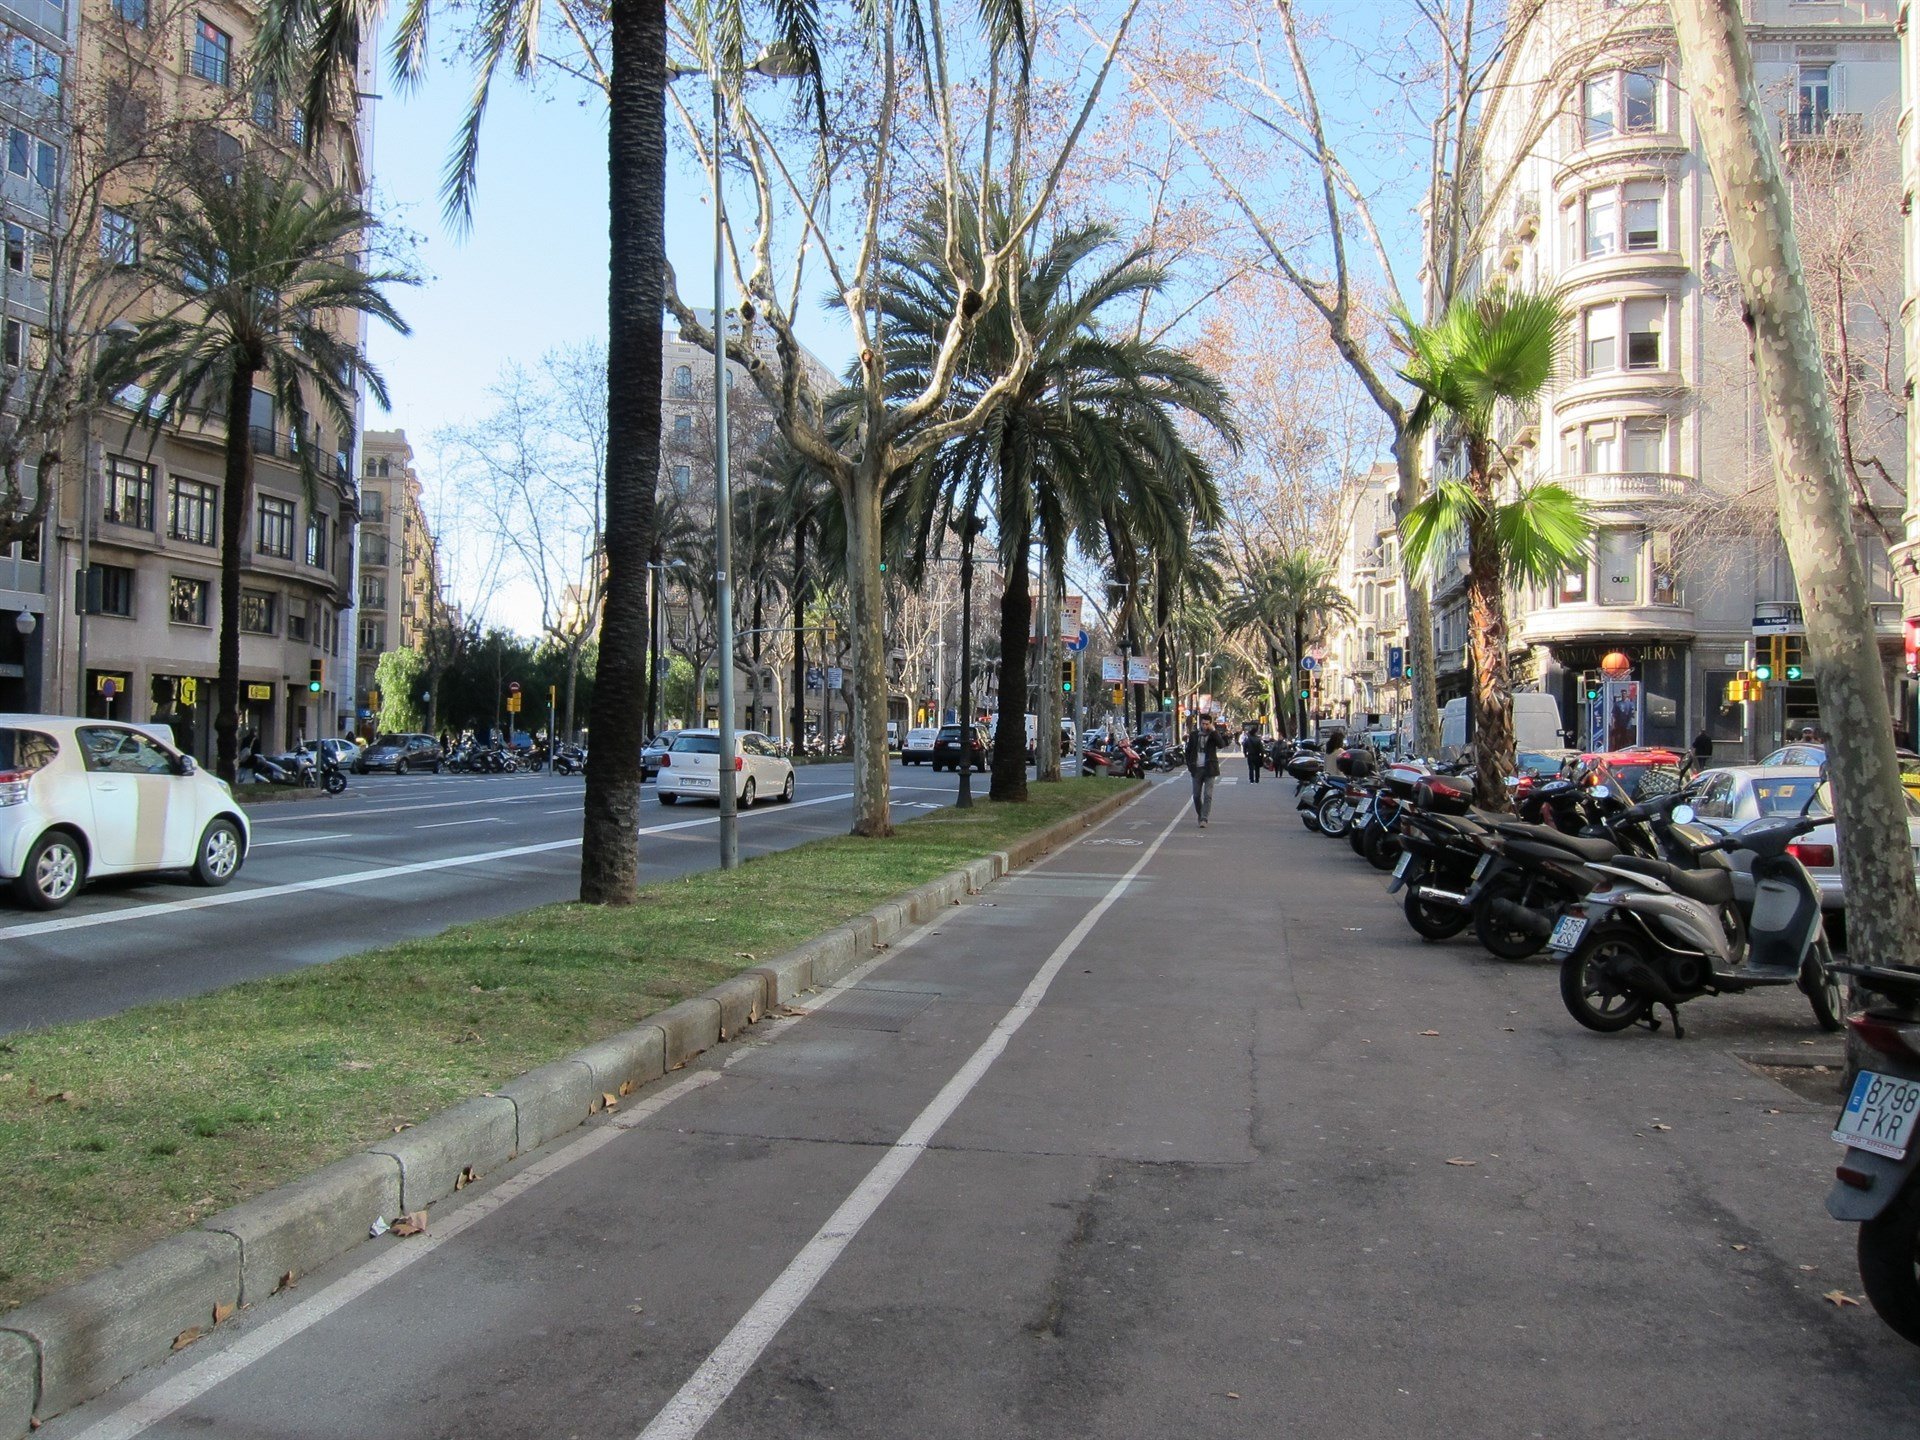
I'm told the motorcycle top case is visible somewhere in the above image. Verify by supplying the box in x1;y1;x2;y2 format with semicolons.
1382;764;1427;801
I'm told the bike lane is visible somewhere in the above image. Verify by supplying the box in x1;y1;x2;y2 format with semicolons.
40;774;1920;1439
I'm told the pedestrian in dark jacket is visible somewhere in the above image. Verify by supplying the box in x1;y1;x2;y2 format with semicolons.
1242;724;1265;783
1184;723;1225;827
1691;728;1714;765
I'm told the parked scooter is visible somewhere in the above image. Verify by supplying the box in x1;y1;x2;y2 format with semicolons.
245;748;348;795
1549;802;1843;1038
1826;963;1920;1346
552;743;587;776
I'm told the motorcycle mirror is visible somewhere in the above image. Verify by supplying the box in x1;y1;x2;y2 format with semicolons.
1670;803;1695;825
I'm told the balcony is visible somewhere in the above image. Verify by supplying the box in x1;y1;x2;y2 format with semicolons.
1781;110;1863;155
1559;471;1689;503
1522;600;1696;645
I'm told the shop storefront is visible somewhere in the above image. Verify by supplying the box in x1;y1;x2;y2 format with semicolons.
1538;640;1690;752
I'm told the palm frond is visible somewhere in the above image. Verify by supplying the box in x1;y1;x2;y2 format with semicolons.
1493;483;1592;587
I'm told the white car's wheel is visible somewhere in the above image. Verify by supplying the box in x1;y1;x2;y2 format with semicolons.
15;829;84;910
192;818;244;887
780;770;795;803
741;778;757;809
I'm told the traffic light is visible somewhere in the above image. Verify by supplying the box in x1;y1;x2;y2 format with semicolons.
1404;661;1415;680
1784;634;1806;682
1584;672;1601;701
1109;685;1124;705
307;659;323;694
1060;659;1074;694
1298;683;1310;700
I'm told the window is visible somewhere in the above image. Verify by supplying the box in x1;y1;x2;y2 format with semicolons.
104;456;154;528
361;532;389;566
671;464;691;494
1624;181;1662;250
1580;419;1618;473
3;29;63;100
105;84;146;152
672;364;693;395
359;616;385;652
2;317;36;368
1597;528;1641;605
360;573;386;609
239;590;276;634
306;511;327;568
1582;75;1616;140
190;125;241;178
672;414;693;446
1623;66;1661;132
1583;191;1617;258
1583;304;1617;373
1650;530;1679;605
7;127;57;189
190;18;231;86
113;0;146;24
1797;64;1832;135
287;596;308;641
168;476;217;544
1625;298;1664;370
257;495;295;558
1623;417;1665;472
168;575;209;625
288;109;307;147
4;222;22;274
79;727;173;774
100;208;138;262
84;563;134;617
360;488;384;523
251;85;276;130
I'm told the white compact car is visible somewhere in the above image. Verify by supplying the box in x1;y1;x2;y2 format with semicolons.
656;729;796;807
0;714;250;910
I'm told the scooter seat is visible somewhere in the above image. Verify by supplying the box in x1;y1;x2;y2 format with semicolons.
1494;821;1617;864
1608;855;1736;906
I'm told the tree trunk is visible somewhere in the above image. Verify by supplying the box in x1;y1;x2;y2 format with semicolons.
1672;0;1920;969
1392;433;1442;757
563;643;581;743
1464;440;1515;811
991;524;1032;801
1292;613;1306;740
214;363;257;784
580;0;664;903
790;513;807;751
1037;562;1061;783
642;545;661;739
843;477;892;835
750;588;765;733
1155;573;1171;715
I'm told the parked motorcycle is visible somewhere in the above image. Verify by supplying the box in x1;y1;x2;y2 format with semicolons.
552;743;587;776
1549;803;1842;1038
245;749;347;795
1827;962;1920;1346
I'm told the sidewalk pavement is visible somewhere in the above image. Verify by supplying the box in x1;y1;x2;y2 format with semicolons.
38;775;1920;1439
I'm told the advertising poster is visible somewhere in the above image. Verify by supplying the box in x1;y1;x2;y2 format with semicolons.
1604;680;1641;751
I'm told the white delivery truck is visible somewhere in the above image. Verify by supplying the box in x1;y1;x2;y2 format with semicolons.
1439;693;1564;760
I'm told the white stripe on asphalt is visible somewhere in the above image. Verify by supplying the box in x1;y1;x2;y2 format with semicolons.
0;793;855;940
248;794;544;825
414;817;501;830
248;833;353;849
64;1071;727;1440
636;794;1187;1440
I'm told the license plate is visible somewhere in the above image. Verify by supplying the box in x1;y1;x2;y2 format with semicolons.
682;776;713;789
1548;915;1586;952
1472;854;1492;881
1392;852;1412;879
1833;1070;1920;1160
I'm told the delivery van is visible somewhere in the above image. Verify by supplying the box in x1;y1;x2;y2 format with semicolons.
1439;693;1564;760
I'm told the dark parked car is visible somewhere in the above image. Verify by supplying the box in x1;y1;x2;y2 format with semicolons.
641;733;673;781
931;722;990;772
354;733;444;775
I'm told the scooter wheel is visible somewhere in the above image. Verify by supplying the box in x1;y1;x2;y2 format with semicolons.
1299;807;1322;833
1364;826;1402;872
1317;795;1353;837
1403;876;1471;942
1558;932;1651;1033
1347;820;1369;856
1472;873;1548;960
324;772;347;795
1802;946;1846;1032
1858;1183;1920;1346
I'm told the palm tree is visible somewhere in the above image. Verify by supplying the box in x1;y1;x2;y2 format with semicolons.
97;157;410;783
258;0;828;903
1398;290;1591;808
1226;549;1355;739
882;202;1234;800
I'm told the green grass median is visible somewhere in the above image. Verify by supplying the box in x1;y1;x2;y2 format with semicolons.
0;776;1133;1311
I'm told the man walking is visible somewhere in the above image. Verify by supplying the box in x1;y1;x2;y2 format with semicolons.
1242;723;1266;783
1184;720;1225;827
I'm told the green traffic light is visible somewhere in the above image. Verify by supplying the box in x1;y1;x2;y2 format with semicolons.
1785;664;1803;681
1754;663;1774;681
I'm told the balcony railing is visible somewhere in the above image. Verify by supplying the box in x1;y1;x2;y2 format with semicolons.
1782;110;1862;146
1560;470;1689;502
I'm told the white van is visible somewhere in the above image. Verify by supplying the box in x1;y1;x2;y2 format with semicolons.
1439;693;1564;760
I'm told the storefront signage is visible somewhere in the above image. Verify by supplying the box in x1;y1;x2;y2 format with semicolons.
177;677;198;706
246;683;273;701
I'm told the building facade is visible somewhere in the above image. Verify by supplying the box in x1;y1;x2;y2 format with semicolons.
1319;463;1412;736
352;429;441;723
14;0;375;754
1435;0;1905;759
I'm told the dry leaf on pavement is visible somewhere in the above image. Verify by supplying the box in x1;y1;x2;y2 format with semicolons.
1822;1290;1862;1308
1445;1158;1477;1167
1419;1030;1440;1037
1730;1244;1749;1252
602;1092;620;1111
618;1080;635;1096
390;1211;428;1237
277;1269;297;1293
213;1302;236;1324
454;1165;477;1191
1650;1123;1673;1132
172;1327;202;1351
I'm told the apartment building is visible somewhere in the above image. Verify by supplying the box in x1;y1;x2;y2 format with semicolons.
1898;1;1920;715
1435;0;1904;760
0;0;69;710
16;0;375;755
1319;463;1412;735
352;429;441;719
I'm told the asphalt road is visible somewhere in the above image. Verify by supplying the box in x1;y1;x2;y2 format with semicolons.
39;772;1920;1439
0;761;971;1035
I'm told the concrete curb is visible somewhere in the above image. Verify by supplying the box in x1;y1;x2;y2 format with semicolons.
0;778;1146;1436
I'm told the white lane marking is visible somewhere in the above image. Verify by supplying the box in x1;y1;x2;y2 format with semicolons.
248;794;544;825
66;1071;725;1440
415;817;501;830
0;794;859;940
636;796;1185;1440
249;833;353;849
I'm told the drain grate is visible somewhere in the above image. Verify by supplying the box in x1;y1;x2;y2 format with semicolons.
810;985;938;1032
